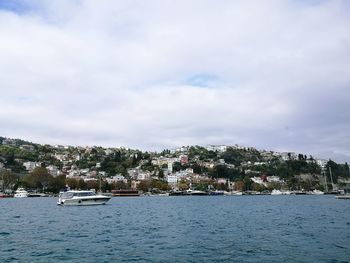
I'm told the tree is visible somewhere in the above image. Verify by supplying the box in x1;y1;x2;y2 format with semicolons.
234;180;245;191
30;167;50;190
66;178;79;189
179;180;189;190
158;169;164;179
113;181;127;190
325;160;349;183
0;171;18;192
172;162;182;172
252;183;264;192
85;180;98;191
20;167;50;191
243;176;252;191
137;180;150;192
47;175;66;193
78;179;87;190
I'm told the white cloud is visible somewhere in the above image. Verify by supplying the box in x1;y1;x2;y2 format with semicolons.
0;0;350;162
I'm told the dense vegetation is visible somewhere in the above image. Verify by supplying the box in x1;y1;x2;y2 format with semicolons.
1;137;349;193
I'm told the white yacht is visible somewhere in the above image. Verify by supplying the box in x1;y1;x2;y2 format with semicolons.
311;189;324;195
14;188;29;198
57;190;111;206
271;189;292;195
271;189;282;195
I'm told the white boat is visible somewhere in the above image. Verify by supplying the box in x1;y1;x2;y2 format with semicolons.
184;189;208;195
57;190;111;206
14;188;29;198
311;189;324;195
229;191;243;196
335;189;350;200
271;189;292;195
271;189;282;195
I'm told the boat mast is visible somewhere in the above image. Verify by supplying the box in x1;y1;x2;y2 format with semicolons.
324;172;328;193
329;167;335;191
1;172;4;193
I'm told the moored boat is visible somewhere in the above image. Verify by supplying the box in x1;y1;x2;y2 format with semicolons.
271;189;282;195
111;189;140;197
335;189;350;200
14;188;29;198
28;192;49;197
0;192;12;198
209;190;225;195
57;190;111;206
230;191;243;196
183;189;208;195
310;189;324;195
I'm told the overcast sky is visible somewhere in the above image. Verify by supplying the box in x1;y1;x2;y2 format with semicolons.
0;0;349;162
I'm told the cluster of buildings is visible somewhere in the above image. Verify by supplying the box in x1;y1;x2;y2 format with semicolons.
1;137;337;191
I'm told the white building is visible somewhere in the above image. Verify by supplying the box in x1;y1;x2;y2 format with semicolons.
106;175;127;184
67;170;80;178
167;174;178;184
166;174;178;190
23;161;41;172
267;176;284;183
251;176;265;185
170;146;189;154
280;152;296;161
137;172;150;181
167;162;173;173
104;149;114;155
205;145;227;153
54;154;68;162
47;165;61;177
316;159;328;170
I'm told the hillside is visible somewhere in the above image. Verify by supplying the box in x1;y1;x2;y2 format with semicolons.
1;136;349;193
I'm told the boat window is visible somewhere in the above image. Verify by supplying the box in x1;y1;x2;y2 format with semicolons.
61;192;74;199
73;192;94;197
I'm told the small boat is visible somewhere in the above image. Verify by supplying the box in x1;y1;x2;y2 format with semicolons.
0;192;12;198
310;189;324;195
230;191;243;196
335;189;350;200
209;190;225;195
184;189;208;195
271;189;282;195
57;190;111;206
111;189;140;197
28;193;49;197
294;190;307;195
169;190;184;196
271;190;292;195
146;193;170;197
14;188;29;198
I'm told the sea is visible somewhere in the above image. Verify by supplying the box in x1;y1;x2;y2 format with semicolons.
0;195;349;263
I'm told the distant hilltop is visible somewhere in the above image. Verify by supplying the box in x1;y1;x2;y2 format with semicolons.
0;136;349;194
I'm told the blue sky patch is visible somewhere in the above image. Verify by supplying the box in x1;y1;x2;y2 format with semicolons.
0;0;30;14
186;74;219;87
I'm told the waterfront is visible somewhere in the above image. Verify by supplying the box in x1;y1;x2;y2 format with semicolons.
1;196;349;263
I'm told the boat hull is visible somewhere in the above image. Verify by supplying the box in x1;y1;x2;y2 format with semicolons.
335;195;350;200
14;194;28;198
57;197;111;206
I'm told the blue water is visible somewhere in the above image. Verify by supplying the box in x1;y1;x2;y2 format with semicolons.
0;196;349;263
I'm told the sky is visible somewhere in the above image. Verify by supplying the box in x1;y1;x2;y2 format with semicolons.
0;0;349;162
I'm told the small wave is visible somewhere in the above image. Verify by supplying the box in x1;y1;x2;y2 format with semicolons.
0;232;10;236
334;244;347;249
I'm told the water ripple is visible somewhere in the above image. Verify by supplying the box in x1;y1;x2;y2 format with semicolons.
0;196;350;262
